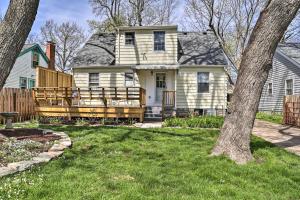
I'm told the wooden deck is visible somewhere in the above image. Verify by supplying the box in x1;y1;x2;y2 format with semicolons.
33;87;146;122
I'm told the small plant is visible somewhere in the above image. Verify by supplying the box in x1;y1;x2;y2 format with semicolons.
75;118;89;126
163;116;224;128
256;112;283;124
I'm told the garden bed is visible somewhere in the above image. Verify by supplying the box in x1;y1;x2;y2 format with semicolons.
0;129;61;167
163;116;224;128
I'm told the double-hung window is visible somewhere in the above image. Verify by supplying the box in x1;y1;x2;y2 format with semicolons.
125;73;134;87
286;79;293;95
32;52;39;68
125;32;135;46
89;73;99;88
268;83;273;96
20;77;27;89
154;31;165;51
197;72;209;93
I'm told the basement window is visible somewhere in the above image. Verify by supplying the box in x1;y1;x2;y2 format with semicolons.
197;72;209;93
125;32;135;46
89;73;99;88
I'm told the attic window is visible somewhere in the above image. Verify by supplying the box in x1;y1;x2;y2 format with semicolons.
154;31;165;51
125;32;135;46
32;52;39;68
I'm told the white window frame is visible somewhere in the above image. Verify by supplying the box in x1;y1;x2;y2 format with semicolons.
19;77;27;89
267;82;273;96
153;31;165;52
285;79;294;95
197;72;210;94
89;73;100;88
125;72;134;87
125;32;135;46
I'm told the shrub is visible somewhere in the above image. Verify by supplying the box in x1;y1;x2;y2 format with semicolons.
256;112;283;124
163;116;224;128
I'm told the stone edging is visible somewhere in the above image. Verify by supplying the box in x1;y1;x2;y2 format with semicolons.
0;131;72;177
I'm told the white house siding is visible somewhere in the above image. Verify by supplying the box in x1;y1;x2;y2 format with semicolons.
4;51;48;89
137;70;176;106
259;52;300;113
116;29;178;65
176;67;227;113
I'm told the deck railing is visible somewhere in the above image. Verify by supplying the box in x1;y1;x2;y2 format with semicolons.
162;90;176;119
33;87;146;108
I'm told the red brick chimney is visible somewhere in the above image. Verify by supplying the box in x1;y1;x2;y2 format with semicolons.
46;41;56;70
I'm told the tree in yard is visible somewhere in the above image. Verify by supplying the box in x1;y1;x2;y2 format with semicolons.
211;0;300;164
184;0;264;71
0;0;40;90
39;20;87;72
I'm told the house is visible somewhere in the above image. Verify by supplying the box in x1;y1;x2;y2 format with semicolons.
70;25;229;119
4;42;56;89
259;43;300;113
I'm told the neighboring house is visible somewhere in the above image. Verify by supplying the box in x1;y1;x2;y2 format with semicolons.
4;42;55;89
71;25;229;118
259;43;300;113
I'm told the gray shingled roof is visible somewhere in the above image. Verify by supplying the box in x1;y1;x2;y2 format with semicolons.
277;43;300;65
71;31;228;68
178;31;228;66
71;33;116;68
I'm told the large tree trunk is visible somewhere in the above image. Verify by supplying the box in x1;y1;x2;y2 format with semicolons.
0;0;40;89
211;0;300;164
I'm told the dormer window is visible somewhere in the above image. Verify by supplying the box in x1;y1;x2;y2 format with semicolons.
125;32;135;46
32;52;39;68
154;31;165;51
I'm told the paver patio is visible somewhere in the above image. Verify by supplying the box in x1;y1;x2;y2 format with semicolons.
253;120;300;156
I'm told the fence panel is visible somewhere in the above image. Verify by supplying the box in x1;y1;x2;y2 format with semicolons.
283;95;300;127
36;67;73;88
0;88;35;123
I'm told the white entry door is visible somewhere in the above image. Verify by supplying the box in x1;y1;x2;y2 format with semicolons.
155;73;166;103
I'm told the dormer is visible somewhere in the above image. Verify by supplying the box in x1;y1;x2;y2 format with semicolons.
115;25;178;65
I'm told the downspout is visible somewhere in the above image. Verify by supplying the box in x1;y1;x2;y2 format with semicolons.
117;27;121;65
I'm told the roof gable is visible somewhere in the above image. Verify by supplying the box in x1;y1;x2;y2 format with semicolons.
276;43;300;68
19;44;49;64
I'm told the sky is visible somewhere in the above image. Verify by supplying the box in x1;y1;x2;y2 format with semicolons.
0;0;185;36
0;0;96;35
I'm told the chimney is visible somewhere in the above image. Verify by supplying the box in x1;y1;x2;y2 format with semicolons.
46;41;56;70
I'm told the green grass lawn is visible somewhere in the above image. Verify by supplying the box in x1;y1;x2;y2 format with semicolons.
256;112;283;124
1;125;300;200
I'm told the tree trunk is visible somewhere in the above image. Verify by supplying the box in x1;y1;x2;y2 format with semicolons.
211;0;300;164
0;0;40;89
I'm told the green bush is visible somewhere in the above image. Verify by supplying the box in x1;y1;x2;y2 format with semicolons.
163;116;224;128
256;112;283;124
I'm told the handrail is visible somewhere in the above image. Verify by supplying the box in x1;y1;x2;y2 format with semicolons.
33;87;146;107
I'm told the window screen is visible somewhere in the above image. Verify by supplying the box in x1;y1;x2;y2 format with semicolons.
89;73;99;88
154;31;165;51
125;32;135;45
20;77;27;89
125;73;134;87
197;72;209;93
286;79;293;95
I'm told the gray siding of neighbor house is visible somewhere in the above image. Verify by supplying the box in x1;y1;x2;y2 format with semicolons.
259;52;300;113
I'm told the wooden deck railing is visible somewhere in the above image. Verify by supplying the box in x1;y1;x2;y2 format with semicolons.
33;87;146;108
162;90;176;119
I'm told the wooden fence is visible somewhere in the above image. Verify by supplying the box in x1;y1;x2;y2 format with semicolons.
36;66;73;88
0;88;35;122
283;95;300;127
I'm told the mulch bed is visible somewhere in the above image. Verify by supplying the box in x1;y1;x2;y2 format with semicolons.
0;128;61;143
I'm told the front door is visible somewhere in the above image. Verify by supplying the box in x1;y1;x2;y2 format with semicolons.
155;73;166;103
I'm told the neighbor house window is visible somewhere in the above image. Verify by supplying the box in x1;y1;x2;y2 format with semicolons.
28;79;36;89
89;73;99;88
125;73;134;87
268;83;273;96
154;31;165;51
125;32;135;46
19;77;27;89
32;52;39;68
197;72;209;93
286;79;293;95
